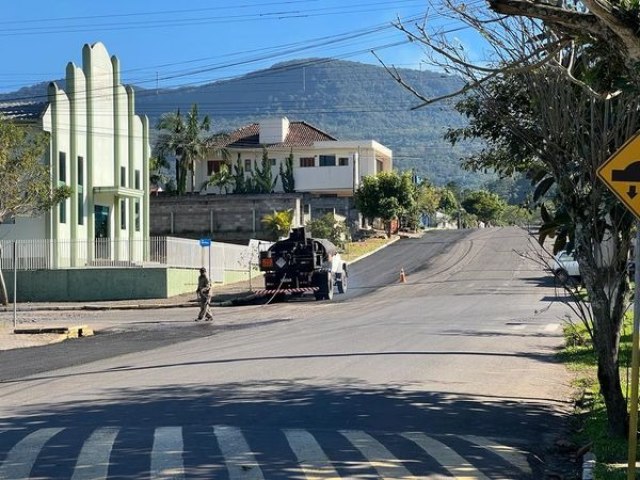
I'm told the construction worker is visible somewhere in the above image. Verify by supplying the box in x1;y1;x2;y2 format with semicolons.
196;267;213;321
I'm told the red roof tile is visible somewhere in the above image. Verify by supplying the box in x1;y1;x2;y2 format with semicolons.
214;121;337;149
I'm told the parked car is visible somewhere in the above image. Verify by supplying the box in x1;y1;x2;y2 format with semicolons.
552;250;580;284
553;249;636;284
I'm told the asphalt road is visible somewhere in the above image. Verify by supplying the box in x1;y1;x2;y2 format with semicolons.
0;227;573;479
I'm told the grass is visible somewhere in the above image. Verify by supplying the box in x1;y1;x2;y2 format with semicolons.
341;236;396;262
561;313;636;479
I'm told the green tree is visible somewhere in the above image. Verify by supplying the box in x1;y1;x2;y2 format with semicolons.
389;8;640;435
355;171;416;236
154;104;210;195
461;190;506;224
279;149;295;193
252;147;277;194
149;156;171;192
202;163;233;194
0;118;71;305
437;187;459;215
261;209;294;240
231;154;247;194
306;213;348;247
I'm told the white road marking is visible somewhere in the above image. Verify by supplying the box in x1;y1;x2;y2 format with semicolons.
71;426;119;480
340;430;419;479
0;427;64;480
214;425;265;480
403;432;489;480
461;435;531;476
284;429;341;479
150;426;185;479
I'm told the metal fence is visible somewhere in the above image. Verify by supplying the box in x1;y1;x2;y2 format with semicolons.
0;237;270;283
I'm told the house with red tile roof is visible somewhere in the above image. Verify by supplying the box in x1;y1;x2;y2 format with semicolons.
197;117;392;197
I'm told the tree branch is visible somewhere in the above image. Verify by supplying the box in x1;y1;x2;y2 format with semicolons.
489;0;640;63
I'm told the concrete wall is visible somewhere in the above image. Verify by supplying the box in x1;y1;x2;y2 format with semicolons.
150;193;304;242
150;193;360;243
5;267;201;302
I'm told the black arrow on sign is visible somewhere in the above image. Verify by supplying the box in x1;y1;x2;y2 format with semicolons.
629;185;638;199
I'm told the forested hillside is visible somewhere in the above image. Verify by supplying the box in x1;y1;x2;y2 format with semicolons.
0;58;491;188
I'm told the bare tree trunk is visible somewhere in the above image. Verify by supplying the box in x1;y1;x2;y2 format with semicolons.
579;229;630;438
591;297;628;437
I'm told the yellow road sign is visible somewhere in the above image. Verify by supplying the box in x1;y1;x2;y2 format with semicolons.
597;130;640;218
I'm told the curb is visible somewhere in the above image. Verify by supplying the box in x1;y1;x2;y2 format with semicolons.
1;235;408;313
582;452;595;479
14;324;94;338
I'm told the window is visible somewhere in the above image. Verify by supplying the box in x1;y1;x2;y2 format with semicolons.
244;158;252;172
339;157;349;166
319;155;336;167
120;200;126;230
269;158;277;167
77;193;84;225
135;169;141;190
207;160;225;175
120;166;127;187
300;157;315;168
77;156;84;225
59;200;66;224
0;216;16;225
77;156;84;187
134;200;141;232
58;152;66;183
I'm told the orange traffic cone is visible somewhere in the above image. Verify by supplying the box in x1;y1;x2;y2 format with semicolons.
400;268;407;283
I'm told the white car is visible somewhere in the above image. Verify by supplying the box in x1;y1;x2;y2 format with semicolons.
552;250;580;283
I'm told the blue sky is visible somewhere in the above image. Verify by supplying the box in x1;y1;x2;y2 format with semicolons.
0;0;478;93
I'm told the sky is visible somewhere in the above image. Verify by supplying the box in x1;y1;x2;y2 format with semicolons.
0;0;481;94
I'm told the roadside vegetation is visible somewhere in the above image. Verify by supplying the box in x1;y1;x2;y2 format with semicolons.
341;236;394;263
561;312;635;479
384;0;639;443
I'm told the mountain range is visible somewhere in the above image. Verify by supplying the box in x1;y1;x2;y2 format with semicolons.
1;58;490;188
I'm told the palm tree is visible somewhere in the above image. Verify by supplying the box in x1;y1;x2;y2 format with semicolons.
261;209;294;240
154;104;210;195
202;163;233;194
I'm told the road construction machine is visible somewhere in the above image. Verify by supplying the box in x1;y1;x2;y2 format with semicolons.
257;227;348;300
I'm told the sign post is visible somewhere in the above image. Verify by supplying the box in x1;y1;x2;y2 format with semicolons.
199;238;212;282
596;131;640;479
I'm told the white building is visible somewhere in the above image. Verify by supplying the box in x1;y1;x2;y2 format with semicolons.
0;42;151;267
198;117;392;197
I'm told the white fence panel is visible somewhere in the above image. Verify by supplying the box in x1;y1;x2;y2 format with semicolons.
0;237;255;284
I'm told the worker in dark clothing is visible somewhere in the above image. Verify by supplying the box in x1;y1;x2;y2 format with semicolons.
196;267;213;321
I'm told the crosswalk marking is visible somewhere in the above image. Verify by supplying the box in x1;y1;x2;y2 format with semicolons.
0;426;533;479
284;429;341;479
151;426;185;479
0;427;64;480
403;432;489;480
213;425;265;480
340;430;417;479
461;435;531;476
71;426;119;480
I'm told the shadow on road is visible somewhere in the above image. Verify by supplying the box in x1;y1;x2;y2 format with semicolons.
0;379;571;478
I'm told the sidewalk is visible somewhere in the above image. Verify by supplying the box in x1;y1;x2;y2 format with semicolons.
0;278;259;352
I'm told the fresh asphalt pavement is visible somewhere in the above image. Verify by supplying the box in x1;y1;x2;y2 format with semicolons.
0;227;574;479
